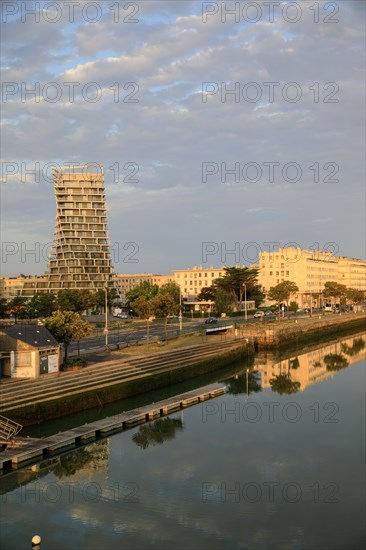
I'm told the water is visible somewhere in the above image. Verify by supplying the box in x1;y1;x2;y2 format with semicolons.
1;333;365;550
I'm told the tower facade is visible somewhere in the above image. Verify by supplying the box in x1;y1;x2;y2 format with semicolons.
47;165;114;292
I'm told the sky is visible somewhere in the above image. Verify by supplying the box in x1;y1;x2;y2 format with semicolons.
1;0;365;276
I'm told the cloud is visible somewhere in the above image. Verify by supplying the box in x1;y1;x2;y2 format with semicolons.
1;1;364;276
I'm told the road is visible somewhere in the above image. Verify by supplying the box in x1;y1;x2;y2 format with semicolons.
69;310;324;353
69;320;202;353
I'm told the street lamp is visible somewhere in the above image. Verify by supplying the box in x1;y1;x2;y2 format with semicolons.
104;282;109;349
242;283;247;321
179;285;182;331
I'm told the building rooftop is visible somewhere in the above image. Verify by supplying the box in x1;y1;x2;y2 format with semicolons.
0;325;59;349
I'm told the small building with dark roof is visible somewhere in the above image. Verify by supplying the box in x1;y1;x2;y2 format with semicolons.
0;324;61;378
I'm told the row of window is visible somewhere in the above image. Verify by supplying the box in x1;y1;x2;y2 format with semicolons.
269;271;290;277
176;272;222;279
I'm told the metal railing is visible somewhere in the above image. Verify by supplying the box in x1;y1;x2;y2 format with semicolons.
0;414;23;442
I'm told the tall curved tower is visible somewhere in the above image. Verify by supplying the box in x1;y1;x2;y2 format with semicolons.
47;165;114;292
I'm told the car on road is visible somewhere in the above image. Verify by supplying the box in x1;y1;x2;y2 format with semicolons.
264;310;273;316
253;311;265;318
115;313;128;319
205;317;218;324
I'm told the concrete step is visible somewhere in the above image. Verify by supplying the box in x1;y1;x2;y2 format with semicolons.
0;341;240;404
0;344;240;409
0;342;243;413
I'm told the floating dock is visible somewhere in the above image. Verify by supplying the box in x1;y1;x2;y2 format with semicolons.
0;384;226;472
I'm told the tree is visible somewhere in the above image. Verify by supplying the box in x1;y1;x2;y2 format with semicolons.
45;310;91;363
267;281;299;310
132;417;184;449
153;293;178;318
159;282;181;305
57;289;95;314
94;288;118;310
7;296;28;322
26;292;57;318
130;295;154;343
269;374;301;394
214;288;233;316
0;298;9;318
214;266;264;308
323;353;349;371
197;286;216;301
70;315;93;357
152;293;179;338
322;282;347;306
289;301;299;313
346;288;364;305
341;337;365;357
224;370;262;396
126;281;159;311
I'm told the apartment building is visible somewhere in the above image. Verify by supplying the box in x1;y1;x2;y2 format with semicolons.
46;165;115;292
338;257;366;291
0;275;48;300
173;265;228;299
113;273;174;302
258;248;366;307
0;277;25;300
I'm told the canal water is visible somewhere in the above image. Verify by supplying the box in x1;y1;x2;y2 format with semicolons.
1;332;365;550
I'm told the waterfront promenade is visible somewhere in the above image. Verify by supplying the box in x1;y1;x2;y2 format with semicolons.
0;337;245;424
1;313;365;424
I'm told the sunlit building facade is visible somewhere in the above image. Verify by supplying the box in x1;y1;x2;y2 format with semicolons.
258;248;366;307
46;166;115;292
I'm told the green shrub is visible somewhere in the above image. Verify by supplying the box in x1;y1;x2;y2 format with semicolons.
62;357;88;369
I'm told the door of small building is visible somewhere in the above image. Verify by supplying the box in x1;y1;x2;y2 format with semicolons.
40;355;48;375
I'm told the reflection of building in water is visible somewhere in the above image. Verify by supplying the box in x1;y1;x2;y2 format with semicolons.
258;334;366;391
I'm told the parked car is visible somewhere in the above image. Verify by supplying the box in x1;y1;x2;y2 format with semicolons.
205;317;218;324
115;313;128;319
264;310;273;316
253;311;265;318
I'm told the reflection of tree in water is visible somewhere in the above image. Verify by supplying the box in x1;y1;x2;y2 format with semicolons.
341;337;365;357
132;417;183;450
289;357;300;370
53;440;109;479
269;357;301;395
224;371;262;395
323;353;349;371
269;374;301;395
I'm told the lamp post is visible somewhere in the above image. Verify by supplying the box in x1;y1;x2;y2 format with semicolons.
179;285;182;331
104;283;109;349
242;283;247;322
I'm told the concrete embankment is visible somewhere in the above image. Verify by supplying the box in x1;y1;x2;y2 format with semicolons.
0;338;249;425
1;315;365;425
241;313;366;350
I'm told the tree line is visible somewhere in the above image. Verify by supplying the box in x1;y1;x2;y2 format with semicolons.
0;288;117;321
